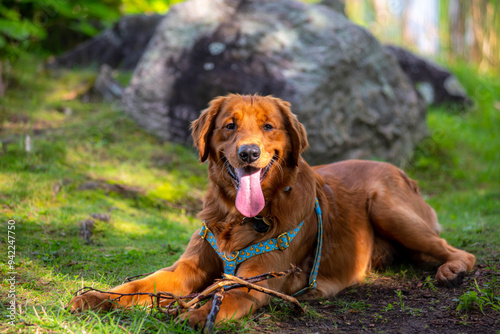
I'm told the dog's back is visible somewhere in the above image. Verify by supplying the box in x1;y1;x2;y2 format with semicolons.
313;160;443;268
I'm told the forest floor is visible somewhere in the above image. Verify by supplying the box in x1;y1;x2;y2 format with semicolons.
243;264;500;334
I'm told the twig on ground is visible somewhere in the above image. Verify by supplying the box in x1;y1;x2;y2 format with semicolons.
123;271;155;283
222;274;305;312
71;266;304;327
203;291;224;334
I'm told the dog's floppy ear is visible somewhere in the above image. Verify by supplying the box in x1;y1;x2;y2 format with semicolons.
274;98;308;167
191;96;226;162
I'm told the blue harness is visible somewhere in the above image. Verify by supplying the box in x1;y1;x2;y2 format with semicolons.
199;198;323;297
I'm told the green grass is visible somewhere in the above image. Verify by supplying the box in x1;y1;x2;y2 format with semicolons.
454;278;500;314
0;55;499;332
0;56;206;333
405;64;500;263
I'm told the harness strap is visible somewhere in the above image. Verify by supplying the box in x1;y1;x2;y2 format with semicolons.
200;221;304;276
199;197;323;296
293;199;323;297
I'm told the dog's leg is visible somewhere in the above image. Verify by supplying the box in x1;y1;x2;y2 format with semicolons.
369;199;475;287
68;232;221;312
179;265;280;328
181;287;271;328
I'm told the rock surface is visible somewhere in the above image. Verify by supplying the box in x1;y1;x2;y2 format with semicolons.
122;0;427;165
385;45;472;108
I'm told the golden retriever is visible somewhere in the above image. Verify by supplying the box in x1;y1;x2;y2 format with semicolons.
69;94;475;328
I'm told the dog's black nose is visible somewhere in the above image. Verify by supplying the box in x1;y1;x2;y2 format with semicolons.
238;144;261;163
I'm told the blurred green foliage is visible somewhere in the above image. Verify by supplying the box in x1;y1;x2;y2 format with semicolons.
0;0;121;57
0;0;188;59
122;0;185;14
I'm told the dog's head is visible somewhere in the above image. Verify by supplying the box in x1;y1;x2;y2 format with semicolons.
192;94;308;218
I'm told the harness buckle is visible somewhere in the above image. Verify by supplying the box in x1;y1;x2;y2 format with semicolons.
223;250;240;262
200;222;209;239
277;232;291;250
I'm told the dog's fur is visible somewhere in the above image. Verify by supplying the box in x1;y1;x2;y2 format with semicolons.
69;94;475;327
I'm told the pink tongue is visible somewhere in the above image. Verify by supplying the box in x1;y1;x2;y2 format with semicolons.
236;168;265;217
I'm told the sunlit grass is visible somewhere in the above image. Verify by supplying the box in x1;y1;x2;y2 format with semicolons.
0;55;208;332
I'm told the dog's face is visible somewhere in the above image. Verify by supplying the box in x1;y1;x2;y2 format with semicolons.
192;94;308;218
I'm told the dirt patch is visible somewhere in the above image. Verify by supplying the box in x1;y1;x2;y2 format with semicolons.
244;264;499;334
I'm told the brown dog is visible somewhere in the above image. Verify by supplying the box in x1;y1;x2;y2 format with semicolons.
69;94;475;327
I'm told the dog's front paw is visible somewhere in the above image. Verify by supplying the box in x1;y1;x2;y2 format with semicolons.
67;291;113;312
436;261;467;287
178;307;211;329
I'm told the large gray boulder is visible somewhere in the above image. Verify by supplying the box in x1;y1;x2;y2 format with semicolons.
122;0;427;165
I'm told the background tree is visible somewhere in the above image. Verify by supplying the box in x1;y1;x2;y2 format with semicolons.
347;0;500;73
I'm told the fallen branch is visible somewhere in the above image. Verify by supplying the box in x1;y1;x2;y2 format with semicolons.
155;265;303;316
203;291;224;334
71;266;304;328
73;286;194;313
123;271;155;283
222;274;305;312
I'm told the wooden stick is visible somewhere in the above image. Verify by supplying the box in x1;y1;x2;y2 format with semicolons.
73;287;184;307
122;271;154;283
72;266;304;323
203;291;224;334
222;274;305;313
173;266;302;310
241;265;302;284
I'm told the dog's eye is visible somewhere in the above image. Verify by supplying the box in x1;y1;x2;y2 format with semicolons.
263;124;274;131
225;122;236;131
253;218;270;233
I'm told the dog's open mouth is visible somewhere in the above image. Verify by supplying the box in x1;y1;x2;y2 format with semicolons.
223;157;275;189
222;156;277;218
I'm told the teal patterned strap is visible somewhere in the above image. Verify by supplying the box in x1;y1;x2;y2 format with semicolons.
293;198;323;297
200;220;304;276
